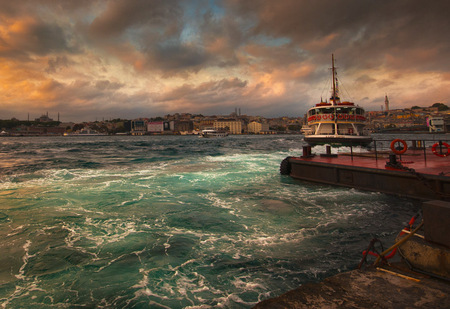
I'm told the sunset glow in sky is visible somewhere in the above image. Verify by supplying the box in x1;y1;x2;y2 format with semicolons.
1;0;449;122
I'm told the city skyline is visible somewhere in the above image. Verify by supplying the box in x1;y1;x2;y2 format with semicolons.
1;0;449;122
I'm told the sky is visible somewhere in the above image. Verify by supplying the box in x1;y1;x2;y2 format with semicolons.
1;0;449;122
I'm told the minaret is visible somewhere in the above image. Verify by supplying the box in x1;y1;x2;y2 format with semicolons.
385;94;389;112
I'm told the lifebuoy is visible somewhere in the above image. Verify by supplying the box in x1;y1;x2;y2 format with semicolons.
344;114;349;120
317;115;321;120
431;142;450;157
390;139;408;155
338;114;344;120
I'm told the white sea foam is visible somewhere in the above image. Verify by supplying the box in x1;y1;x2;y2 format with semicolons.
6;225;25;237
0;135;422;308
16;240;34;280
119;193;145;206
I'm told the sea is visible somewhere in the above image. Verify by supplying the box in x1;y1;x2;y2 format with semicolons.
0;134;424;308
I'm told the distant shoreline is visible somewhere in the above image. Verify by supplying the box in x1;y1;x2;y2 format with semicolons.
0;132;448;137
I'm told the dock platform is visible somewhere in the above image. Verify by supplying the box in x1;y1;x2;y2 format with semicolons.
283;145;450;201
254;200;450;308
253;265;450;308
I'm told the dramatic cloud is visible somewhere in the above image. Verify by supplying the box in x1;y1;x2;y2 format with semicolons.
0;0;449;121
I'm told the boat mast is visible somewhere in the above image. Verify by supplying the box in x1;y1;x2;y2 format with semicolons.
331;54;338;135
331;54;338;106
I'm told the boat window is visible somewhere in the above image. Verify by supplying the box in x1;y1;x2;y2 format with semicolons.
356;108;363;115
336;107;350;114
323;108;333;114
309;109;316;116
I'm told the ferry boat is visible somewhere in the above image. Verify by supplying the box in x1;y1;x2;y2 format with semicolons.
200;129;229;138
64;128;107;136
303;54;372;147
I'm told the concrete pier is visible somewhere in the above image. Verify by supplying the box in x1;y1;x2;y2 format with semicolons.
254;200;450;308
253;266;450;308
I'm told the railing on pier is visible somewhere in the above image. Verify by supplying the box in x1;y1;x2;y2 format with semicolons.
298;138;449;162
349;138;450;163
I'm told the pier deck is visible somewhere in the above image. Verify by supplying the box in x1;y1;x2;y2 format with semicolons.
253;265;450;308
286;149;450;201
255;200;450;308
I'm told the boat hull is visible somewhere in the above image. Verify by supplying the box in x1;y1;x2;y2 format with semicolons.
200;132;229;138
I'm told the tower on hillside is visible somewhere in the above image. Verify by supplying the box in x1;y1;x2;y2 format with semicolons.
385;94;390;112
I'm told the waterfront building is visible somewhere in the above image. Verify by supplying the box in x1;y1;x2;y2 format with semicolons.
131;120;147;135
196;120;215;131
163;121;175;132
174;121;193;133
147;121;164;133
214;120;243;134
248;121;270;134
147;121;175;134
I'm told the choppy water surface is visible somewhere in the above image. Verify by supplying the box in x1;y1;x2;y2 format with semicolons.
0;135;420;308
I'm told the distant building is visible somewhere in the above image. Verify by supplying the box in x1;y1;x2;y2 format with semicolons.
174;121;193;133
131;120;147;135
147;121;174;133
163;121;174;132
196;120;215;130
26;126;65;135
147;121;164;133
248;121;270;134
214;120;243;134
35;113;53;122
427;116;445;132
385;95;390;112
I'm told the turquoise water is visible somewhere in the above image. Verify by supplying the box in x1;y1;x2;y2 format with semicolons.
0;135;420;308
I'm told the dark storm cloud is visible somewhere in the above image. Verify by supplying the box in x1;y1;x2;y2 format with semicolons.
197;10;244;66
28;21;70;54
89;0;182;38
141;42;210;76
87;0;213;75
227;0;450;71
46;56;72;73
135;5;247;75
158;77;247;104
0;18;72;58
95;80;124;91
